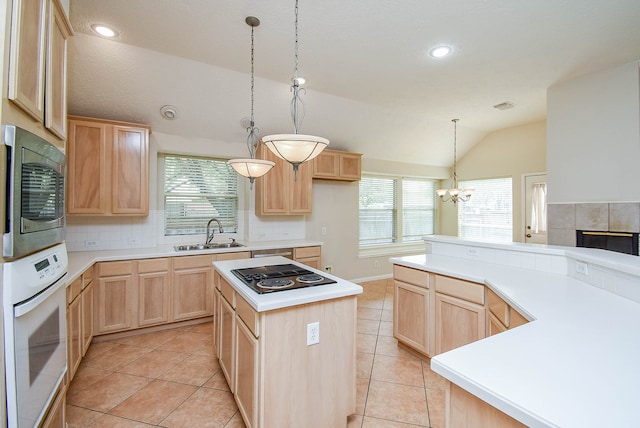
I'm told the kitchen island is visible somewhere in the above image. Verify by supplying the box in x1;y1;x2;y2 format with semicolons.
392;236;640;428
212;256;363;428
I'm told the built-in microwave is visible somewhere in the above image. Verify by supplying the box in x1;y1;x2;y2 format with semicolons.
3;125;65;259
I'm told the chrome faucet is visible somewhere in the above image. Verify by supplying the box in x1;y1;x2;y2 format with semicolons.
205;218;224;244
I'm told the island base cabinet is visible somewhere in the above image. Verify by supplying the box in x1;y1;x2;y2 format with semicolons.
448;382;526;428
217;274;357;428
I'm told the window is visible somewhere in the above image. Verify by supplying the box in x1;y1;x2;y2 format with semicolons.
163;154;238;236
458;177;512;242
359;175;435;246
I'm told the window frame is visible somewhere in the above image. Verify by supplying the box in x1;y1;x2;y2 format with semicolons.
159;153;242;242
358;173;436;256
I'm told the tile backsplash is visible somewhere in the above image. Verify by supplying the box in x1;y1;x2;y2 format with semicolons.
548;202;640;247
65;210;306;252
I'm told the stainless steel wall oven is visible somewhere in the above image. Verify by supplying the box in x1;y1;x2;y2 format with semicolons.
3;125;65;259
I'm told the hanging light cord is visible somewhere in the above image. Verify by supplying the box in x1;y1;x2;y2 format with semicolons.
452;118;458;188
290;0;306;134
247;22;260;158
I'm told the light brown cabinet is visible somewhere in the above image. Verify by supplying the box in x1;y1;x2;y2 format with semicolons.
393;265;430;355
434;275;485;355
312;149;362;181
255;142;312;215
67;116;150;216
40;380;66;428
8;0;72;137
214;273;357;428
66;278;82;380
138;258;171;327
173;255;213;321
486;288;528;336
293;246;322;269
95;261;135;334
81;266;94;355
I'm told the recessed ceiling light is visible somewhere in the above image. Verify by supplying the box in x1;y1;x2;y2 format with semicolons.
429;45;452;58
160;105;179;120
91;24;118;38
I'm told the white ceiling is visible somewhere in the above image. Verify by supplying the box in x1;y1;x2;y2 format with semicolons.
67;0;640;168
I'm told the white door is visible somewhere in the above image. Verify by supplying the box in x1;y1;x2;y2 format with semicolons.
524;173;547;244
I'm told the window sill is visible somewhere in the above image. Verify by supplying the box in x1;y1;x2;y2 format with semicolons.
358;242;426;259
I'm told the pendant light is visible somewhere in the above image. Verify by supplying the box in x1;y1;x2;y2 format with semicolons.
262;0;329;178
436;119;474;204
228;16;275;189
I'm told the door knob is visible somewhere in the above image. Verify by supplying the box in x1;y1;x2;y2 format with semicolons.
526;233;532;238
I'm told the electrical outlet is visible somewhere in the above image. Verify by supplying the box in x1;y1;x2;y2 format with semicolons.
307;322;319;345
374;260;379;268
465;247;480;257
576;261;589;275
85;240;99;248
128;237;139;245
324;266;332;273
321;226;327;235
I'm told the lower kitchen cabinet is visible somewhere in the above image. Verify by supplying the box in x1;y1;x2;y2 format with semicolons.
448;382;526;428
394;280;429;354
67;278;82;381
40;381;66;428
486;288;529;336
215;274;356;428
81;273;94;356
218;291;235;391
173;255;213;321
235;315;259;428
138;258;171;326
95;261;135;334
435;292;485;355
293;245;322;269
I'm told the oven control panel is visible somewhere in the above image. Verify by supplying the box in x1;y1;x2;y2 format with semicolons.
34;251;65;280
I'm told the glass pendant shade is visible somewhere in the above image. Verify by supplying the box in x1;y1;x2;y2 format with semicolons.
262;134;329;165
436;119;474;204
228;158;275;179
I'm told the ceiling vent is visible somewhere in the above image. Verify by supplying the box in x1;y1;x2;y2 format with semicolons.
493;101;515;110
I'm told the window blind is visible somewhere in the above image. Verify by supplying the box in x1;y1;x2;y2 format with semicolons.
359;177;396;245
402;179;435;242
163;154;238;235
458;177;512;242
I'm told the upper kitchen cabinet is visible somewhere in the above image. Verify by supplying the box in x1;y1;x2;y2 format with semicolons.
312;149;362;181
8;0;73;138
67;116;151;216
255;142;312;215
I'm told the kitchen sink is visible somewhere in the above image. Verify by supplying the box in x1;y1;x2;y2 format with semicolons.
174;242;245;251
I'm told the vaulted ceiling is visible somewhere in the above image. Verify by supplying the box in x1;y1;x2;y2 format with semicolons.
67;0;640;167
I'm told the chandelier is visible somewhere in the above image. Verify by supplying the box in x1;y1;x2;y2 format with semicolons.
261;0;329;179
228;16;275;189
436;119;474;204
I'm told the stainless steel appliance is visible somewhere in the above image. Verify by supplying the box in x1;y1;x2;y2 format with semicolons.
231;263;336;294
3;242;68;427
251;248;293;259
3;125;65;259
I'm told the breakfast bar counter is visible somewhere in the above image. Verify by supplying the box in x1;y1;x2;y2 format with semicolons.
391;236;640;428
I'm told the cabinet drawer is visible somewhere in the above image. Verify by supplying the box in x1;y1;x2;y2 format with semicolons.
435;275;484;305
138;258;170;273
173;255;213;270
97;261;133;277
393;265;429;289
220;277;235;307
486;288;509;326
67;278;81;304
236;294;260;337
294;246;321;259
82;265;95;288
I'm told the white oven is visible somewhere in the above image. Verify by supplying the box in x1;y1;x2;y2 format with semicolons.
3;242;68;427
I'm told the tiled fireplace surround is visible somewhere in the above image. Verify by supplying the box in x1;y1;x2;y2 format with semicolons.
547;202;640;248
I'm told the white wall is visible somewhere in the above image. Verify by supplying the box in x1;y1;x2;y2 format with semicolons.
547;61;640;204
439;121;547;240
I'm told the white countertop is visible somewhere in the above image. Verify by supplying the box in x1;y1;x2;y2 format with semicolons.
66;239;323;283
212;256;363;312
391;252;640;428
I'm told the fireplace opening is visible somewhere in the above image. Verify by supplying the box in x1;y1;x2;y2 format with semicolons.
576;231;639;256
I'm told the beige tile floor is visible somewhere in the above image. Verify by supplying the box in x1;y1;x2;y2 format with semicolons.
66;278;446;427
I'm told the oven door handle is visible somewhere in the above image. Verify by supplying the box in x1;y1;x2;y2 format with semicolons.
14;273;67;318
